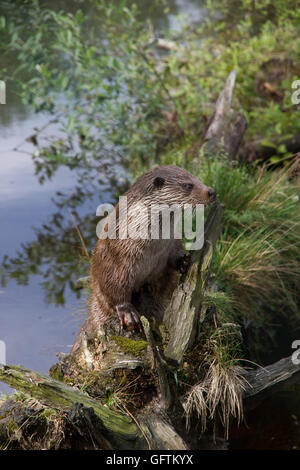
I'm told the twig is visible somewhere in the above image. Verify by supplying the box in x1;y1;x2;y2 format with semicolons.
67;209;90;260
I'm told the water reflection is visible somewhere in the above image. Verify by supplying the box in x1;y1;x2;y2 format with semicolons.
230;382;300;450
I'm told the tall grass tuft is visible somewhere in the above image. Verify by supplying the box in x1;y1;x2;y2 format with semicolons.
159;150;300;358
199;157;300;324
184;328;248;438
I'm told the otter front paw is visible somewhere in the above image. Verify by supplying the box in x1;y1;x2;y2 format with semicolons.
176;252;191;274
116;303;143;332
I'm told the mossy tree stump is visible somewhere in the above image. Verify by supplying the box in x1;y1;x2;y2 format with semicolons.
1;70;298;450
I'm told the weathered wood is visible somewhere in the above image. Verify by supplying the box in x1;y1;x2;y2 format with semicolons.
227;113;248;161
163;202;225;364
243;355;300;399
0;364;189;450
2;354;299;449
154;38;180;52
164;70;244;358
67;402;113;449
0;364;147;450
204;70;237;143
203;70;247;160
142;317;173;411
142;415;189;450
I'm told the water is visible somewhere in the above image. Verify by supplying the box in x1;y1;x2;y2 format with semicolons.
0;1;207;393
229;382;300;450
0;107;94;393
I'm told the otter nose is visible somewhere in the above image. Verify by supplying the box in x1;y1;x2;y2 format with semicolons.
208;188;216;201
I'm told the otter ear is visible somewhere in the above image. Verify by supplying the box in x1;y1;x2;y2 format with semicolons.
153;176;165;189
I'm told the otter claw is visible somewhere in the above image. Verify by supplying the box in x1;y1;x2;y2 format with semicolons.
116;303;143;332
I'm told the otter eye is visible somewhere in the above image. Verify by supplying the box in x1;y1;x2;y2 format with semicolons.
153;177;165;189
183;183;193;191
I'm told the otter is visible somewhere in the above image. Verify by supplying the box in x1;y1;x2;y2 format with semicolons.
72;165;216;352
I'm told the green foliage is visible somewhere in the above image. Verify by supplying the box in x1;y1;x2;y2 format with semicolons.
159;147;300;326
202;291;237;323
162;149;300;360
187;3;300;143
199;158;300;360
206;160;300;315
1;0;180;180
1;0;299;173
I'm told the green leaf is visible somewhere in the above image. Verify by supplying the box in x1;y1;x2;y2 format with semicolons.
261;140;276;148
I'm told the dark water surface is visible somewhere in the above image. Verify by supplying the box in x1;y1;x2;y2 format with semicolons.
229;383;300;450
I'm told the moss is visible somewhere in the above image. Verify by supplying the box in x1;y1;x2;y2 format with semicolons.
39;407;60;422
49;364;65;382
8;419;17;434
79;371;111;397
111;336;147;357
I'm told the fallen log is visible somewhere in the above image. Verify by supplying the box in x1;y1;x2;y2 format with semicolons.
2;354;299;448
243;355;300;399
0;364;147;450
0;364;190;450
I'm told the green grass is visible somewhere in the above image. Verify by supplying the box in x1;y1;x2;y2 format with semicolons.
156;149;300;360
204;159;300;321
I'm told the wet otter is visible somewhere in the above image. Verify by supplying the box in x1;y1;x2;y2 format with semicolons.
72;165;215;352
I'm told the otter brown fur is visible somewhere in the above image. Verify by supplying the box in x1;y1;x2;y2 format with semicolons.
72;165;215;352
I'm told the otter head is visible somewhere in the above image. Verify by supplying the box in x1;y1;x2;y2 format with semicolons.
139;165;216;207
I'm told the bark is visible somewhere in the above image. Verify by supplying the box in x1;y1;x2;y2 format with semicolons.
243;355;300;399
202;70;247;160
163;202;225;364
0;364;190;450
0;364;146;450
1;354;299;449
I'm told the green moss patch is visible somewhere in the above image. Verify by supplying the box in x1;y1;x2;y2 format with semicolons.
111;336;147;357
